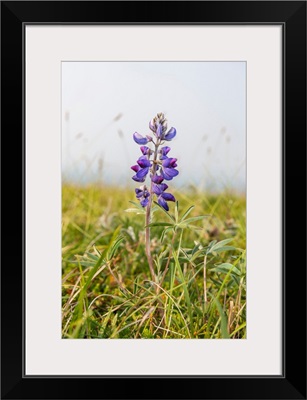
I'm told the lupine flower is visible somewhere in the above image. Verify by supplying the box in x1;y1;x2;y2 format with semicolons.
160;157;179;180
131;156;151;182
163;127;176;141
135;185;150;207
151;174;164;184
133;132;149;145
140;146;152;155
160;146;171;156
152;183;175;211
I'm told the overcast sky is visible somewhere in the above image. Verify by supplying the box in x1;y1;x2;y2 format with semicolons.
62;61;246;192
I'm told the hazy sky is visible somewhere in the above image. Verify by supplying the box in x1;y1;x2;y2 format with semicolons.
62;62;246;191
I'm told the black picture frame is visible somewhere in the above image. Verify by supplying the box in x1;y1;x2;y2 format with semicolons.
1;1;306;399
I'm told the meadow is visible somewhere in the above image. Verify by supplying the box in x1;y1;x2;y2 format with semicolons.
62;183;246;339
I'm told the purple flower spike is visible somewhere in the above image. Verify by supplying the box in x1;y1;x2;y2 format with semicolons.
164;127;176;141
133;132;149;145
135;185;150;207
152;183;175;211
132;113;178;211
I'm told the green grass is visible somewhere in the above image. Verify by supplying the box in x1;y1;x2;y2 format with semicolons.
62;183;246;339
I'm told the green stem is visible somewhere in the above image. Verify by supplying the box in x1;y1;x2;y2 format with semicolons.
145;141;160;285
157;231;177;295
203;253;208;305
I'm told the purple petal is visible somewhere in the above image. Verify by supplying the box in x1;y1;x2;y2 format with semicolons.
132;167;149;182
152;183;162;195
151;174;164;184
158;196;169;211
159;183;168;192
133;132;149;145
136;167;149;179
156;124;163;138
164;127;176;141
137;156;151;168
161;168;179;180
149;119;156;132
153;183;168;196
161;192;175;202
161;157;171;167
131;165;140;172
135;192;143;199
170;158;177;168
132;175;145;182
140;146;151;155
160;146;171;156
162;157;177;168
140;197;150;207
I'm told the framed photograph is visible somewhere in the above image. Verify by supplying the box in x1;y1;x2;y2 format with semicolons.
1;1;306;399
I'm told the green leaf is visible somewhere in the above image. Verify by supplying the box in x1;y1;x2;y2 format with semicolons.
84;252;99;261
209;239;233;253
73;261;96;268
175;201;179;223
230;322;246;338
107;236;125;260
180;205;195;221
128;200;145;210
178;215;209;227
186;225;204;231
210;263;241;276
160;227;173;242
213;246;236;253
209;294;230;339
172;249;193;334
191;242;202;256
153;201;175;222
145;222;174;228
